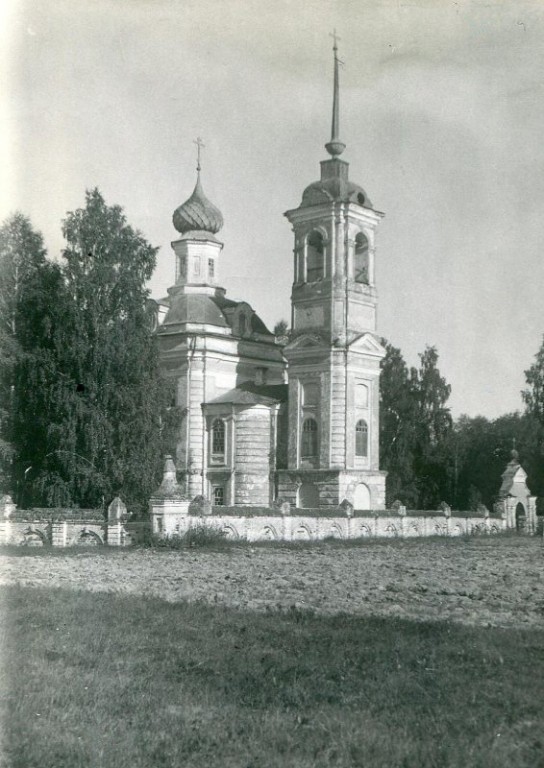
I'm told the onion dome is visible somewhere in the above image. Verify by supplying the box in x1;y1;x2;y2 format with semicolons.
173;172;223;235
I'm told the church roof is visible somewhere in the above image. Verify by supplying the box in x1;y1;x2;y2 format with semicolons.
173;172;223;235
498;451;530;497
206;382;288;406
161;293;230;328
158;292;273;336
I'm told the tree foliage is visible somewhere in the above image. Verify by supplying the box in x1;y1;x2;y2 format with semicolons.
379;343;418;506
452;412;544;512
1;192;177;515
523;334;544;425
380;343;453;508
380;333;544;513
0;213;64;497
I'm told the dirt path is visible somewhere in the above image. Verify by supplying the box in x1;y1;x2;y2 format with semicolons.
1;537;543;628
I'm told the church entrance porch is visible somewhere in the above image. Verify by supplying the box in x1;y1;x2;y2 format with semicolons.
276;469;386;512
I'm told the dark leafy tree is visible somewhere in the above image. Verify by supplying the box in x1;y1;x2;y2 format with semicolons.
31;189;175;514
411;346;453;508
452;412;543;512
0;213;64;501
380;343;453;508
524;335;544;424
379;343;419;506
521;336;544;510
274;319;288;337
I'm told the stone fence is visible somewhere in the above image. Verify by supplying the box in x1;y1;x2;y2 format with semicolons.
0;499;142;547
150;498;513;542
0;500;532;548
0;517;132;547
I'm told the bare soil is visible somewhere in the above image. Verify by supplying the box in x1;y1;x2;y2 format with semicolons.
1;536;543;629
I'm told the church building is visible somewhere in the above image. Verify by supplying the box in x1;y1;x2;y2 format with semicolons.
156;42;387;512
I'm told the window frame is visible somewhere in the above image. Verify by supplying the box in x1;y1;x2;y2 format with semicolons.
301;417;318;460
354;232;369;284
210;418;226;464
213;486;225;506
306;230;325;283
355;419;369;458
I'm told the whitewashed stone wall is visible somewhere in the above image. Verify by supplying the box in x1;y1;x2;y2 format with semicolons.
149;506;510;542
234;407;272;506
0;520;110;547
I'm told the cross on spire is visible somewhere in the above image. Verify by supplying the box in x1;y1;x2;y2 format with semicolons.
194;136;205;172
325;30;346;157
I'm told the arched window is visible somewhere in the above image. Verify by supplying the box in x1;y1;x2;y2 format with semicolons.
355;420;368;457
354;232;369;284
211;419;225;461
239;313;247;337
306;231;324;282
301;418;318;459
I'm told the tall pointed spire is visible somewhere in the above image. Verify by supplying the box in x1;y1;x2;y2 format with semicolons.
325;30;346;157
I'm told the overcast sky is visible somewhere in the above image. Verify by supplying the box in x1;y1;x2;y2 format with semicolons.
3;0;544;419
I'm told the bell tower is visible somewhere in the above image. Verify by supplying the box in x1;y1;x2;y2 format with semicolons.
277;36;387;512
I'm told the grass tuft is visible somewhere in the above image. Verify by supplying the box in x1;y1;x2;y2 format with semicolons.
141;522;231;550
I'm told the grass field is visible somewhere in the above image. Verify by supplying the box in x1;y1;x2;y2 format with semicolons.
1;590;544;765
1;537;544;767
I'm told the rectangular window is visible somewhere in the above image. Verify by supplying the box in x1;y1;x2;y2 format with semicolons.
301;418;318;459
213;486;225;506
210;419;226;465
194;257;200;276
355;420;368;457
208;258;215;278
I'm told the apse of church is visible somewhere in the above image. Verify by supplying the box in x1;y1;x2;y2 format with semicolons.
155;40;386;512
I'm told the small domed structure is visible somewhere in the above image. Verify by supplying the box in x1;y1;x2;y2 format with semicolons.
300;176;372;209
173;173;223;235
